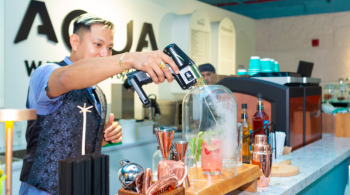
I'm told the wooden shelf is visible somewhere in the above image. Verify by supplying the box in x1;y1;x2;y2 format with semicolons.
117;164;262;195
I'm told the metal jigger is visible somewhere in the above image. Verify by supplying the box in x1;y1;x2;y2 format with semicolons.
155;128;175;160
174;141;188;161
174;141;191;188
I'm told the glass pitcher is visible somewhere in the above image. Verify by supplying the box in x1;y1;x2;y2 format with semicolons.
182;84;238;180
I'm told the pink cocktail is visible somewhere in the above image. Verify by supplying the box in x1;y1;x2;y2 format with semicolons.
201;135;223;175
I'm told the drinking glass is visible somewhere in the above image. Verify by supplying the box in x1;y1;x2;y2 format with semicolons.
201;134;223;176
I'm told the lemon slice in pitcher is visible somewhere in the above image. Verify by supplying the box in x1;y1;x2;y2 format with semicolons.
203;144;220;155
206;144;220;151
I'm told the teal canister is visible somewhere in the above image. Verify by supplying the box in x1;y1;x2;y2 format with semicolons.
260;58;273;73
274;61;280;72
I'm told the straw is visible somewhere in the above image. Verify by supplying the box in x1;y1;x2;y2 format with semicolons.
274;132;286;159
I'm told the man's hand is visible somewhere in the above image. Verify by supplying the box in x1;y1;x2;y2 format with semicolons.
103;113;122;145
123;50;179;84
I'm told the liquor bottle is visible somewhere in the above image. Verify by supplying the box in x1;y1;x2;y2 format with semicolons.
241;104;251;164
252;94;269;138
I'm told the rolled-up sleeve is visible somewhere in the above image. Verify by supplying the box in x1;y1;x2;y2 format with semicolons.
28;63;65;115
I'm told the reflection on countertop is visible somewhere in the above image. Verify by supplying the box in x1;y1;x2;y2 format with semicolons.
102;131;182;153
230;134;350;195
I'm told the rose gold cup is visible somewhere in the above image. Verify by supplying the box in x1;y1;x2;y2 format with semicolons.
174;141;190;187
155;128;175;160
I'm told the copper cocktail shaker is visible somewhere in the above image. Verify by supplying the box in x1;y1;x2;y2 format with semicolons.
250;134;272;187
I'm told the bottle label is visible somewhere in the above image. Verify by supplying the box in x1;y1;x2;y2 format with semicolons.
241;113;248;120
249;130;253;145
257;104;264;111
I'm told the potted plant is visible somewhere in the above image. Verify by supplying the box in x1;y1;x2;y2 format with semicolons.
0;162;6;195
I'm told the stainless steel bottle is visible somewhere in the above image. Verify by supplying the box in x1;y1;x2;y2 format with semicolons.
250;134;272;187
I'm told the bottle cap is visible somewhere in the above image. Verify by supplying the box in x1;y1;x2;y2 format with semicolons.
242;104;247;109
157;145;159;150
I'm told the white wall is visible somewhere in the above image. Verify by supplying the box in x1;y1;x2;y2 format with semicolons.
256;11;350;86
154;0;256;101
1;0;255;145
0;1;255;193
155;0;256;72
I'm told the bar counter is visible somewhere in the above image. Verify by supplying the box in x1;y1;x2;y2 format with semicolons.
0;131;182;194
2;133;349;194
230;134;350;195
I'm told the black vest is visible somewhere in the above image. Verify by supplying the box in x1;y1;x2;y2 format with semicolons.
20;60;107;194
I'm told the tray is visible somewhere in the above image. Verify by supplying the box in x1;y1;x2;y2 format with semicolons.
118;164;261;195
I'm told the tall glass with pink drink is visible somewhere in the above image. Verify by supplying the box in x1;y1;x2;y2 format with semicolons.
201;134;223;176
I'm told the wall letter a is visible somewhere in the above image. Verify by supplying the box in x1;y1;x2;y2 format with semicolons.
136;23;158;51
14;1;58;43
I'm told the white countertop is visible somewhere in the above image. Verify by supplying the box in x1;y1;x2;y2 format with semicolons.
102;132;182;153
231;134;350;195
0;132;182;168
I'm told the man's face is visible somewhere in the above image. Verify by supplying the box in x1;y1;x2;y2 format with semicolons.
201;71;212;85
74;24;114;60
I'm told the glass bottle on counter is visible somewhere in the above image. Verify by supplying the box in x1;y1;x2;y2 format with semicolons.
241;104;251;164
252;94;269;138
152;145;162;181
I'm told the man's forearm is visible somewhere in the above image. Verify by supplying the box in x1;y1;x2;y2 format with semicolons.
48;54;130;98
61;55;126;90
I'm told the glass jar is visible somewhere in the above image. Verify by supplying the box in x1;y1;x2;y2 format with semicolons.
201;134;223;176
335;83;348;101
152;145;162;181
323;83;335;102
182;84;238;180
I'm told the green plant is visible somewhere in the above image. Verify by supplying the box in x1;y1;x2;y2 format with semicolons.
189;130;221;161
189;131;203;161
0;163;3;177
0;162;5;195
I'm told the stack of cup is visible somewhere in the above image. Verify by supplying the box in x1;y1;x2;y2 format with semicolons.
248;56;261;76
270;59;275;72
274;61;280;72
237;69;247;76
261;58;273;73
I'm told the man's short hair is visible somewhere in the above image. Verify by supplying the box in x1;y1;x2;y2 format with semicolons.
198;63;216;74
73;13;114;35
